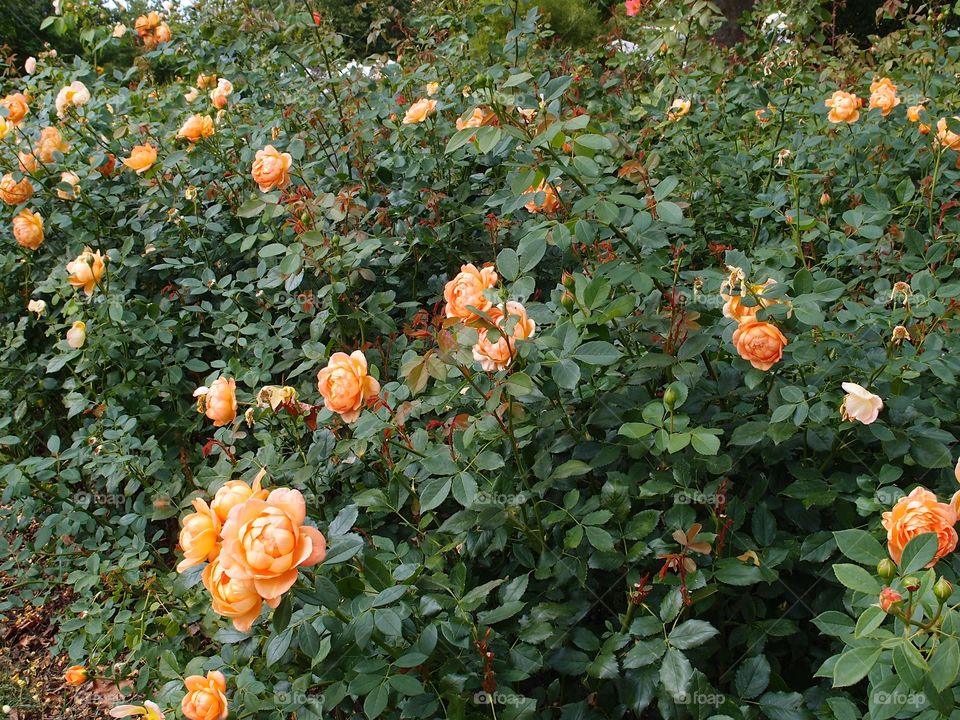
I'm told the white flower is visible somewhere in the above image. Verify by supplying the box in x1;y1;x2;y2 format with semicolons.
27;299;46;317
184;87;200;103
840;382;883;425
66;321;86;349
24;57;36;74
55;81;91;118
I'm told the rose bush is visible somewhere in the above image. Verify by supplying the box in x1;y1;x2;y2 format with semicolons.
3;0;960;718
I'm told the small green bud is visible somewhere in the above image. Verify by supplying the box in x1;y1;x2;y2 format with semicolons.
934;578;954;603
560;292;575;312
663;386;680;408
877;559;897;581
903;576;921;592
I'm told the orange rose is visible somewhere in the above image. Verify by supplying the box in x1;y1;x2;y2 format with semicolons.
1;92;29;124
211;470;268;524
868;86;900;117
721;279;778;322
177;114;215;142
523;180;560;214
92;153;117;177
66;248;106;296
181;671;228;720
879;587;902;613
881;487;957;567
135;11;160;37
201;376;237;427
251;145;292;192
154;23;171;44
402;98;437;125
218;488;327;605
906;104;923;123
12;208;43;250
58;171;80;200
443;263;498;320
456;107;487;131
731;320;787;371
472;302;536;372
825;90;861;124
210;79;233;109
316;351;380;423
667;98;691;121
201;557;263;632
18;151;38;173
176;498;221;572
122;144;158;174
0;174;33;205
64;665;88;685
37;126;70;163
936;118;960;151
197;73;218;90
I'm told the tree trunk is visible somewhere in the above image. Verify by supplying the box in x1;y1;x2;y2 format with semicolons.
712;0;754;46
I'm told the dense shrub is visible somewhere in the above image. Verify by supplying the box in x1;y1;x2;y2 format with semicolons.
3;0;960;718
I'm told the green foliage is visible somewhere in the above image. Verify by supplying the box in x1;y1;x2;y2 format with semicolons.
2;0;960;718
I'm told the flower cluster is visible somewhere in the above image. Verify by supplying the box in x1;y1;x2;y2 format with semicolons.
134;11;171;49
719;267;787;371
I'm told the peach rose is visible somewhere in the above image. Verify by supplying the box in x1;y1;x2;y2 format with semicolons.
66;321;86;349
0;174;33;205
109;702;165;719
316;351;380;423
176;498;221;572
1;92;29;124
218;488;327;605
472;302;536;372
12;208;43;250
936;118;960;151
201;556;263;633
881;487;957;567
825;90;861;124
181;671;228;720
906;104;923;123
426;81;440;96
251;145;292;192
134;11;160;36
37;126;70;163
55;80;91;118
523;180;560;214
402;98;437;125
0;116;10;140
879;587;902;613
66;248;106;295
64;665;88;685
18;150;38;173
667;98;691;121
868;85;900;117
211;470;268;524
202;376;237;427
731;320;787;371
869;77;896;94
154;23;171;43
197;73;218;90
177;114;215;142
456;107;486;130
210;78;233;109
443;263;498;320
122;144;158;174
58;171;80;200
840;382;883;424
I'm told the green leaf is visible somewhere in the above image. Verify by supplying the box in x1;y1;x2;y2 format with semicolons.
418;477;451;513
832;564;881;594
735;655;770;699
898;532;937;573
910;438;952;468
833;529;886;565
237;197;266;217
929;637;959;691
832;646;881;687
497;248;520;281
668;620;718;649
571;341;622;365
659;648;692;701
265;627;294;666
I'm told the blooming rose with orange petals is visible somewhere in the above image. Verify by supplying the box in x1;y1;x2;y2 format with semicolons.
154;22;171;43
667;98;691;121
731;320;788;371
1;92;29;124
472;302;536;372
523;180;561;214
868;82;900;117
176;498;221;572
66;248;106;295
196;376;237;427
64;665;88;685
202;556;263;632
840;382;883;425
37;126;70;163
177;114;215;142
402;98;436;125
881;487;957;567
906;104;923;123
211;469;268;524
181;671;228;720
197;73;218;90
825;90;861;123
12;208;43;250
122;144;157;174
109;701;166;719
456;107;487;131
251;145;292;192
218;488;327;605
0;174;33;205
134;11;160;36
316;351;380;423
18;150;38;173
936;118;960;151
443;263;498;320
879;587;902;613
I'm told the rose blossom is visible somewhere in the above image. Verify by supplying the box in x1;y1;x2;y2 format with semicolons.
251;145;292;192
825;90;861;123
176;498;221;572
472;302;536;372
12;208;43;250
731;320;787;371
316;351;380;423
181;671;228;720
66;248;106;295
122;144;158;174
882;487;957;567
402;98;437;125
201;556;263;632
840;382;883;425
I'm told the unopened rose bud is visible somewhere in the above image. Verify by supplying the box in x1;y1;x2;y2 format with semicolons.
663;386;680;408
560;291;574;312
934;577;954;603
562;272;576;291
64;665;88;685
877;558;897;581
820;192;831;206
879;587;902;613
903;576;921;592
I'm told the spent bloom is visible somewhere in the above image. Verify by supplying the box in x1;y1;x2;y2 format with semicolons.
27;299;46;318
109;702;165;719
667;98;691;121
55;80;91;118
